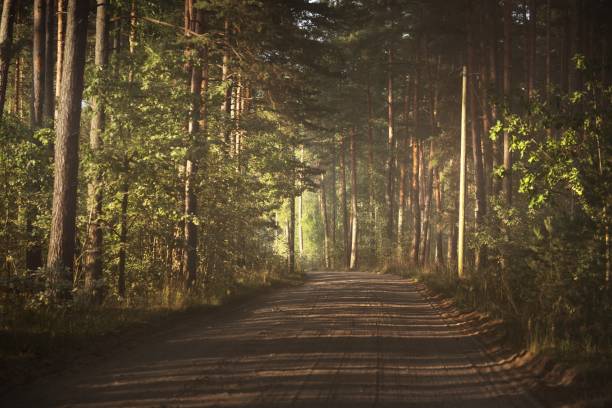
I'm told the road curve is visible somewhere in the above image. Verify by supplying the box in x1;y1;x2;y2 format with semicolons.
4;271;543;408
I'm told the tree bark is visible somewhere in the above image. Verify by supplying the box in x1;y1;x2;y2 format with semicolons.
367;78;375;262
434;167;444;265
410;69;421;264
420;140;433;264
319;174;331;268
43;0;55;121
54;0;65;120
469;30;487;271
117;165;128;298
340;134;349;269
183;6;204;290
221;17;232;150
386;48;395;249
46;0;89;295
349;128;358;270
32;0;46;127
0;0;16;117
458;65;468;278
527;0;537;99
84;0;108;302
502;0;513;205
288;192;295;275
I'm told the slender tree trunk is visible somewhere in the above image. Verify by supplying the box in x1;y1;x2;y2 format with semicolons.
46;0;89;296
330;140;336;266
183;6;204;290
386;48;395;250
54;0;65;120
117;165;128;298
469;30;486;271
26;0;47;271
420;140;433;264
288;192;295;275
84;0;108;302
502;0;513;205
319;174;331;268
340;134;349;269
397;83;410;257
298;146;304;257
458;66;468;278
43;0;55;121
434;168;444;266
489;0;502;195
0;0;16;117
221;17;232;150
545;0;551;101
32;0;46;127
349;128;358;270
527;0;537;99
410;69;421;264
367;79;375;262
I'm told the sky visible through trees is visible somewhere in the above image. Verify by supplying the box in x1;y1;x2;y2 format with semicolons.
0;0;610;396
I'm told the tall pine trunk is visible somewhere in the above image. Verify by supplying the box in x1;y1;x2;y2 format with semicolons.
43;0;55;121
319;174;331;268
386;48;395;250
84;0;108;302
0;0;16;116
469;30;486;270
410;66;421;264
183;6;204;290
54;0;65;120
502;0;513;205
340;135;349;269
46;0;88;295
349;128;358;270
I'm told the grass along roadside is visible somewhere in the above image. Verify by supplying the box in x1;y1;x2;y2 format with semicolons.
379;263;612;408
0;270;305;395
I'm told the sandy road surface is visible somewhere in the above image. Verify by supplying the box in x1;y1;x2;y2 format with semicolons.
2;271;544;408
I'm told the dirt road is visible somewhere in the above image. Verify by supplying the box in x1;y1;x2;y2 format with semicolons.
3;271;544;407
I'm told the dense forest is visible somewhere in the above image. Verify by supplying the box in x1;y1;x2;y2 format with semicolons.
1;0;611;382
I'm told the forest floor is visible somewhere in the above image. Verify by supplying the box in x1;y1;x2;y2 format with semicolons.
0;271;606;407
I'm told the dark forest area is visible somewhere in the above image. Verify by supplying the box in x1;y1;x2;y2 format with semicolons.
0;0;611;406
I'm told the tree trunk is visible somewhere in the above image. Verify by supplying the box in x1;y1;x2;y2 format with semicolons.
319;174;331;268
298;147;304;259
84;0;108;302
469;30;486;271
502;0;513;205
288;193;295;275
340;134;349;269
349;128;358;270
183;6;204;290
527;0;537;99
489;0;502;196
43;0;55;121
545;0;551;101
410;69;421;264
330;140;336;266
386;48;395;249
117;166;128;298
46;0;89;296
221;17;232;150
397;82;410;258
54;0;65;120
367;79;375;262
0;0;16;117
458;65;468;278
32;0;46;127
420;140;433;264
434;168;444;265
